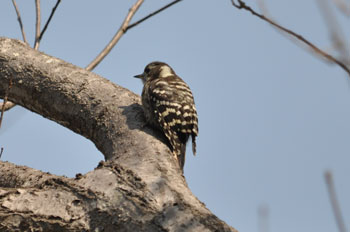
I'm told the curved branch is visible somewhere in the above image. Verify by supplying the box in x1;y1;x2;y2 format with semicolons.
0;38;237;231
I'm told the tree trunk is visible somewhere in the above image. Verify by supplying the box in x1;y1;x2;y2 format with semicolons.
0;38;237;232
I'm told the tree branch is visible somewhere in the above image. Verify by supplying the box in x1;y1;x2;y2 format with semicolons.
126;0;183;31
85;0;184;71
0;37;237;231
332;0;350;16
85;0;144;71
34;0;41;50
324;171;347;232
9;0;31;114
317;0;350;65
11;0;28;45
37;0;61;46
230;0;350;76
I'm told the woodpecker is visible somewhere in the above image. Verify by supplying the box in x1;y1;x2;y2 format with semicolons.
134;61;198;172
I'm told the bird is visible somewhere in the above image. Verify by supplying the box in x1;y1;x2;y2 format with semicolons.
134;61;198;172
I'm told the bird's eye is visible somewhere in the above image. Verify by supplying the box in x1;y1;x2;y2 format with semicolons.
145;67;150;73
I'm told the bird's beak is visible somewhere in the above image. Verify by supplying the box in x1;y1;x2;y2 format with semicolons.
134;73;144;78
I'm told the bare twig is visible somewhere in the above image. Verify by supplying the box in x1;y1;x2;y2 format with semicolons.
324;171;347;232
332;0;350;16
317;0;350;65
0;147;3;159
126;0;183;31
11;0;28;44
86;0;184;71
34;0;41;50
37;0;61;45
85;0;144;71
230;0;350;76
10;0;28;112
0;79;13;129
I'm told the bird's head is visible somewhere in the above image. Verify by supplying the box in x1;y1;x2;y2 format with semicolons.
134;61;175;84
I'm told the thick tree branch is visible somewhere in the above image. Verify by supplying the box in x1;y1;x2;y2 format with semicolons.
231;0;350;76
0;37;237;231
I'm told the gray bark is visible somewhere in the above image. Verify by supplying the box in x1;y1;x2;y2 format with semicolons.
0;37;237;232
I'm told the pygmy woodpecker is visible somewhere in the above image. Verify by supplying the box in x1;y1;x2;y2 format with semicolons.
134;61;198;172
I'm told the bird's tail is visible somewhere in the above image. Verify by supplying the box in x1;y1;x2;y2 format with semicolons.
178;143;186;172
192;135;196;156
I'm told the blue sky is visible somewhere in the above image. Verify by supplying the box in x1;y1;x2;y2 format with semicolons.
1;1;349;231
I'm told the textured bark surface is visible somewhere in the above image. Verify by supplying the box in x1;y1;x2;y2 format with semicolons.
0;38;238;232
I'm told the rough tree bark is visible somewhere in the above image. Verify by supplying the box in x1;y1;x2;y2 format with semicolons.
0;38;238;232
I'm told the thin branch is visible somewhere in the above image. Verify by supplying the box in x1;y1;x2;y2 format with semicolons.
332;0;350;16
126;0;183;31
85;0;144;71
37;0;61;45
324;171;347;232
230;0;350;76
258;0;349;66
34;0;41;50
317;0;350;65
0;79;13;129
0;147;3;159
11;0;28;44
9;0;27;112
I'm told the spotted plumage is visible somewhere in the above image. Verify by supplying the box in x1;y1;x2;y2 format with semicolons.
134;61;198;172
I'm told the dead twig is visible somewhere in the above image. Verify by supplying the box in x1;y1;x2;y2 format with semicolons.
85;0;144;71
86;0;183;71
230;0;350;76
126;0;183;31
332;0;350;16
324;171;347;232
317;0;350;66
37;0;61;46
34;0;41;50
11;0;28;44
0;79;13;129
